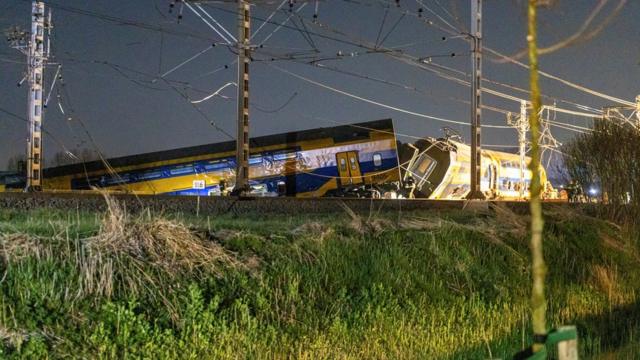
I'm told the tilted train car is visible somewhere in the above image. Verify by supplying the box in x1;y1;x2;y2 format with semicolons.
399;137;552;200
43;119;401;197
39;118;552;199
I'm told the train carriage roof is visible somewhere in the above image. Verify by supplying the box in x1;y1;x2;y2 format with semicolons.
44;119;394;178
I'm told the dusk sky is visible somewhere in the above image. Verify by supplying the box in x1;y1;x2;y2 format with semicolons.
1;0;638;169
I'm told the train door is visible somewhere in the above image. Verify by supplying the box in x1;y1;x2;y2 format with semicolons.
347;151;363;185
336;151;363;186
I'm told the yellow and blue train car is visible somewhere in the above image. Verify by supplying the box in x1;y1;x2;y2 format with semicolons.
400;138;552;200
43;119;401;197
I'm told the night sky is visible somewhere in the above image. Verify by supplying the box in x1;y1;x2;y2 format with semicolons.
1;0;638;170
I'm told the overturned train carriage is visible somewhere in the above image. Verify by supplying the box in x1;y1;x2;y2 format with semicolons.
399;138;551;200
43;119;402;197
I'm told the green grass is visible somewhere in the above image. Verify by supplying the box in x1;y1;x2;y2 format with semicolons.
1;202;639;359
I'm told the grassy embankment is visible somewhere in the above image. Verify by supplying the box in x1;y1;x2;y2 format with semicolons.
1;199;639;359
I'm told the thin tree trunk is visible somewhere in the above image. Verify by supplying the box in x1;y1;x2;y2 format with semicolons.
527;0;547;353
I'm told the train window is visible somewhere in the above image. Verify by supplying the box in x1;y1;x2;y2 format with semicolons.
373;153;382;167
416;155;437;178
350;157;357;170
340;158;347;171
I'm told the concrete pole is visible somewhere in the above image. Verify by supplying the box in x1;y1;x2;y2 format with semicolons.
467;0;485;199
235;0;250;195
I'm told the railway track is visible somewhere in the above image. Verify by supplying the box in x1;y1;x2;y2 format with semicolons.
0;192;567;215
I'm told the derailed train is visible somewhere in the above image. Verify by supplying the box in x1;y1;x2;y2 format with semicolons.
39;119;551;199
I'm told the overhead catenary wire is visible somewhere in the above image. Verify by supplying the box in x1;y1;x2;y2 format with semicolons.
194;3;237;42
336;0;632;111
190;82;237;103
55;75;143;197
265;7;605;119
256;2;308;46
251;35;599;135
44;64;62;107
485;47;635;107
266;63;513;129
183;1;234;44
0;106;79;162
414;0;460;33
253;50;531;121
378;12;406;48
153;44;216;82
251;0;288;40
42;0;629;114
22;0;226;43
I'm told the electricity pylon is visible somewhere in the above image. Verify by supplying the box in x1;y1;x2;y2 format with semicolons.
7;1;52;191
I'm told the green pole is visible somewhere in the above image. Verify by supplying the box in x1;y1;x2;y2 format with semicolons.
527;0;547;354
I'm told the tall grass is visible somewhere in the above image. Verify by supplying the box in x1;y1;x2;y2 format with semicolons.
1;202;639;359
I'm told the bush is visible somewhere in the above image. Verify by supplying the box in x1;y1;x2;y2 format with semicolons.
563;121;640;228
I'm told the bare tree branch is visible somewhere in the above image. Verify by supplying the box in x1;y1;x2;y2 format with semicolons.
494;0;626;63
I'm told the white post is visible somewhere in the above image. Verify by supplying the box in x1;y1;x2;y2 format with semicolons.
26;1;49;191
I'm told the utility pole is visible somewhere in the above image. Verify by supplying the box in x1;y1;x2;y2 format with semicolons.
507;101;529;199
518;100;529;199
7;1;51;191
235;0;250;195
467;0;485;199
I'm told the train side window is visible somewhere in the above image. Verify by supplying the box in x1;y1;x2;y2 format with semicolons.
373;153;382;167
340;158;347;171
416;155;437;177
350;157;357;170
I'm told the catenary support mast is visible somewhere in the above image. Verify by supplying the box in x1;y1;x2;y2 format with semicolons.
467;0;485;199
8;1;51;191
518;100;529;199
27;1;50;191
235;0;251;195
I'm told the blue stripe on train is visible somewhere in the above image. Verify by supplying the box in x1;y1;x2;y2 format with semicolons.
165;156;399;196
73;148;398;193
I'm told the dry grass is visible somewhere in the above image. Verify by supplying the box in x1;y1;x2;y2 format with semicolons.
290;222;334;243
71;192;244;322
0;326;31;349
398;216;446;231
81;192;242;294
340;202;394;236
0;233;49;264
590;264;626;305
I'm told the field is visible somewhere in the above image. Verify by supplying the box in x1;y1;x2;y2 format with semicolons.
1;198;639;359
